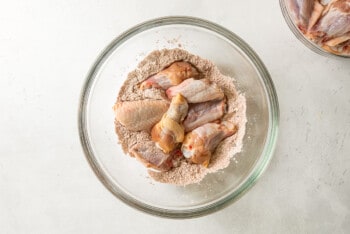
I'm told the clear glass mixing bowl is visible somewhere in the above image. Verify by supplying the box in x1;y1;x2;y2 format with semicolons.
78;16;279;218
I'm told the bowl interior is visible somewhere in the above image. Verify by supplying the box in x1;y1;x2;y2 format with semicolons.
81;19;276;216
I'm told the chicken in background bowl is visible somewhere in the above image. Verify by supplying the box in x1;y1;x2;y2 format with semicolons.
282;0;350;57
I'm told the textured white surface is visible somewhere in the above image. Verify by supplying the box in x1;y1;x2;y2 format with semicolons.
0;0;349;233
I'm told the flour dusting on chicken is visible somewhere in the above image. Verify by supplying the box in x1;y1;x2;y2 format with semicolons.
114;49;247;186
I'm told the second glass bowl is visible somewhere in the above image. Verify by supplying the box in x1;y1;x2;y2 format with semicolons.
280;0;350;59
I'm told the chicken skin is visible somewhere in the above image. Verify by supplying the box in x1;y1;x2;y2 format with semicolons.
166;78;224;103
130;141;174;172
114;100;169;131
288;0;350;55
313;0;350;36
181;121;237;167
183;99;226;132
310;0;350;53
151;94;188;153
140;61;199;90
288;0;316;31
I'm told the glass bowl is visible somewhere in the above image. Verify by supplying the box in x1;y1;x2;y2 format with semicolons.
78;16;279;218
280;0;350;59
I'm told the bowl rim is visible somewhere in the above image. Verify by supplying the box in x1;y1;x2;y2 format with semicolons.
279;0;350;59
78;16;279;219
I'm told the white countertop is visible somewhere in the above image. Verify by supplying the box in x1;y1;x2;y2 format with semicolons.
1;0;349;233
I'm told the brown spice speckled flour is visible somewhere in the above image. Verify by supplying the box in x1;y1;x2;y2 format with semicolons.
114;48;247;186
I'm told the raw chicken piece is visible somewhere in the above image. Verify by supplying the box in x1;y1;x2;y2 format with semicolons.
129;141;174;171
324;32;350;46
140;61;199;90
288;0;324;32
183;99;226;132
287;0;350;55
181;121;237;167
166;78;224;103
114;100;169;131
151;94;188;153
307;1;324;31
312;0;350;38
288;0;316;31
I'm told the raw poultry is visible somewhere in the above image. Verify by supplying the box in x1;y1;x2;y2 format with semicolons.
288;0;350;55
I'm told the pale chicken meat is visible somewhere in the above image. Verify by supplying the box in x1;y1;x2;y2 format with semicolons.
288;0;350;55
312;0;350;53
341;39;350;53
183;99;226;132
114;100;169;131
140;61;199;90
308;1;325;31
151;94;188;153
129;141;174;171
315;0;350;37
288;0;317;31
166;78;224;103
181;121;237;167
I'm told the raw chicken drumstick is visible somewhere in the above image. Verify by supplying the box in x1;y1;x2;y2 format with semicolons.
310;0;350;52
288;0;317;31
151;94;188;153
113;100;169;131
181;121;237;167
183;99;226;132
288;0;350;55
140;61;199;90
166;78;224;103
